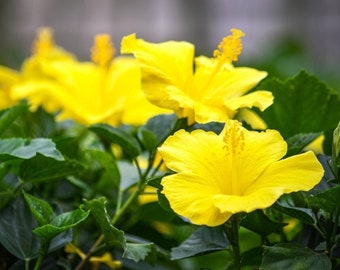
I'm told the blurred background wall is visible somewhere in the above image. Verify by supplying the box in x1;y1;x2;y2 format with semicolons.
0;0;339;88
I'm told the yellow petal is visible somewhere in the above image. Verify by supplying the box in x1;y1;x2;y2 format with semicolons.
214;151;324;214
194;59;268;100
0;65;19;109
226;90;274;112
121;33;194;110
162;173;232;226
159;129;225;175
246;151;324;194
236;108;267;130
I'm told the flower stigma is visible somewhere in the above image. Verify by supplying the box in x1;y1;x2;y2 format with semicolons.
223;120;245;195
213;28;244;65
223;120;245;157
32;27;55;55
91;34;115;69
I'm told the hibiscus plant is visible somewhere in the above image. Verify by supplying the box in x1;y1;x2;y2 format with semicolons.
0;27;340;270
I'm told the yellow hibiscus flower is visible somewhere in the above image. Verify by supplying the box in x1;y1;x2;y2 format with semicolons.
9;27;76;112
158;119;324;226
12;28;169;126
0;65;19;109
121;29;273;124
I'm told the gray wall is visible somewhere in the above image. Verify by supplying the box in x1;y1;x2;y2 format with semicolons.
0;0;339;79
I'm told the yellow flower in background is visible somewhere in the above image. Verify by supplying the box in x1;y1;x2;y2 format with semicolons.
12;28;169;126
0;65;19;109
65;243;122;270
158;120;324;226
9;27;76;112
121;29;273;124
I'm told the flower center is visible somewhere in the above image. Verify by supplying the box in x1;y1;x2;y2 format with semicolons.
91;34;115;69
32;27;55;55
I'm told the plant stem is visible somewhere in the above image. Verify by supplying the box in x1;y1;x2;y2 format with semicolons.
225;215;242;270
33;240;50;270
75;159;147;270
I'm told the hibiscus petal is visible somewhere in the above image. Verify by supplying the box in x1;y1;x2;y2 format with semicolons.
246;151;324;194
121;34;194;110
158;129;226;176
162;173;232;226
226;90;274;112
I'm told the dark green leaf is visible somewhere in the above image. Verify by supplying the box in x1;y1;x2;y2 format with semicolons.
89;124;141;158
0;190;15;210
286;132;322;156
23;191;54;226
123;243;155;262
156;188;174;213
171;226;229;260
85;149;120;191
0;196;40;260
137;126;158;152
143;114;177;145
308;185;340;214
118;161;139;191
0;138;64;163
83;197;126;248
0;104;28;136
260;243;332;270
19;154;83;183
33;208;90;240
273;202;316;225
241;210;287;236
147;174;168;189
332;121;340;178
256;71;340;139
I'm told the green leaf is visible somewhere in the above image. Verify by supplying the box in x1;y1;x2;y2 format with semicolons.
0;138;64;163
0;190;15;210
260;243;332;270
137;126;158;152
123;243;155;262
0;196;40;260
241;210;287;236
332;121;340;178
171;226;229;260
142;114;177;145
0;103;28;136
19;154;83;183
308;185;340;214
33;208;90;240
147;174;165;189
83;197;126;248
256;71;340;139
118;161;139;191
85;149;120;191
273;201;316;225
286;132;322;156
89;124;141;158
23;191;54;226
